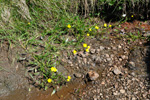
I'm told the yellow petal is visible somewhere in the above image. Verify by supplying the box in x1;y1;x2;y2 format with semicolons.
68;76;71;79
95;26;99;29
73;50;77;54
83;43;87;48
86;48;89;52
67;79;70;81
47;78;52;83
104;23;107;27
89;28;92;31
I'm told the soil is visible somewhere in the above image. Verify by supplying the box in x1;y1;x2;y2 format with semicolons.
0;20;150;100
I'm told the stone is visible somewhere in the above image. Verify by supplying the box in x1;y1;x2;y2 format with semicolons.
121;55;126;59
87;70;99;81
118;45;122;49
120;89;125;94
100;46;105;50
96;49;100;53
90;49;96;54
132;97;136;100
107;58;111;62
113;68;122;75
113;91;119;95
105;54;109;58
74;73;82;78
128;61;136;70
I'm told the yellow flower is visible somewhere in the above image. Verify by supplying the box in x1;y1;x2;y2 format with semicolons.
87;46;90;49
83;43;87;48
95;26;99;29
89;28;92;31
47;78;52;83
68;76;71;79
51;67;57;72
131;15;134;17
67;24;71;28
109;25;112;27
73;50;77;55
67;79;70;82
104;23;107;27
86;48;89;52
28;22;30;25
87;33;90;36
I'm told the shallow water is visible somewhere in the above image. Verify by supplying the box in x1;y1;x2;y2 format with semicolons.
0;81;86;100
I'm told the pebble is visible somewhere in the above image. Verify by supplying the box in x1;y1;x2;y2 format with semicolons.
120;89;125;94
100;46;105;50
90;49;96;54
87;70;99;81
121;55;126;59
74;73;82;78
132;97;136;100
118;45;122;49
96;49;100;53
113;91;119;95
128;61;136;70
105;54;109;58
107;58;111;62
113;68;122;75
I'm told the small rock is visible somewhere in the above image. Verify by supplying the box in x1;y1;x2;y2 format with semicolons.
128;61;136;70
131;72;136;76
132;97;136;100
100;46;105;50
74;73;82;78
121;55;126;59
96;49;100;53
105;54;109;58
118;45;122;49
90;49;96;54
120;89;125;94
112;47;117;50
87;70;99;81
113;68;122;75
113;91;119;95
107;58;111;62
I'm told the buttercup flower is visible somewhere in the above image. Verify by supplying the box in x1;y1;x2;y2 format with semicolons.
83;43;87;48
51;67;57;72
67;79;70;82
28;22;30;25
104;23;107;27
68;76;71;79
86;48;89;52
47;78;52;83
89;28;92;31
67;24;71;28
131;15;134;17
122;14;126;17
95;26;99;29
73;50;77;55
87;33;90;36
109;25;112;27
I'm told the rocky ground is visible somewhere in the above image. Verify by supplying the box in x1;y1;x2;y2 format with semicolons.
59;36;150;100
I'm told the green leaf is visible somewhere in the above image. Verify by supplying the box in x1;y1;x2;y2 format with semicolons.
45;86;48;90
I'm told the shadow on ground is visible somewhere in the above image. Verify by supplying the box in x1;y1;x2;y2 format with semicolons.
144;41;150;89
